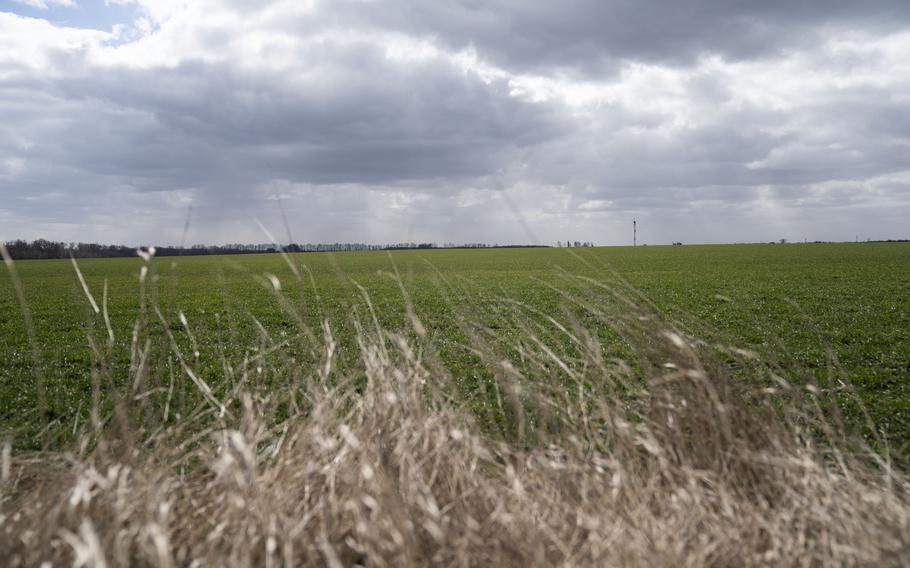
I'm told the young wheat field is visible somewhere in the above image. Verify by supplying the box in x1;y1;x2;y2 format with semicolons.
1;243;909;565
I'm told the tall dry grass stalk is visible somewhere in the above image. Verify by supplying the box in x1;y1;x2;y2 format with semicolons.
1;253;908;566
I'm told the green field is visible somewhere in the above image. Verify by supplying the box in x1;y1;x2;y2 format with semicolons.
2;243;909;453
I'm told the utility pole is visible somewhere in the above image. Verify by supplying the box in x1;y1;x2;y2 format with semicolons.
633;219;637;248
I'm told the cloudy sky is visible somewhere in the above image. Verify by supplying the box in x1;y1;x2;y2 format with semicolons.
1;0;909;246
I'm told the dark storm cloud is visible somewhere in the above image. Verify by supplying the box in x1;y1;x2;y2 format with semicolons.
312;0;910;73
1;33;567;195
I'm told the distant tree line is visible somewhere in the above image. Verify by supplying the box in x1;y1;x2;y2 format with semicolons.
556;241;595;247
1;239;549;260
1;239;136;260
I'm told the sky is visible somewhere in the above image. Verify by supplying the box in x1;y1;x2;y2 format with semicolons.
1;0;909;246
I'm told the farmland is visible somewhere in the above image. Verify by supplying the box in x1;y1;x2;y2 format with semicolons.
2;242;908;452
4;241;910;565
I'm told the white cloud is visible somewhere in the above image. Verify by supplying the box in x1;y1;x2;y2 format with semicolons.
0;1;908;245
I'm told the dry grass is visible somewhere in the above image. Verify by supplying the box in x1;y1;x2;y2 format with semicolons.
1;253;909;566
